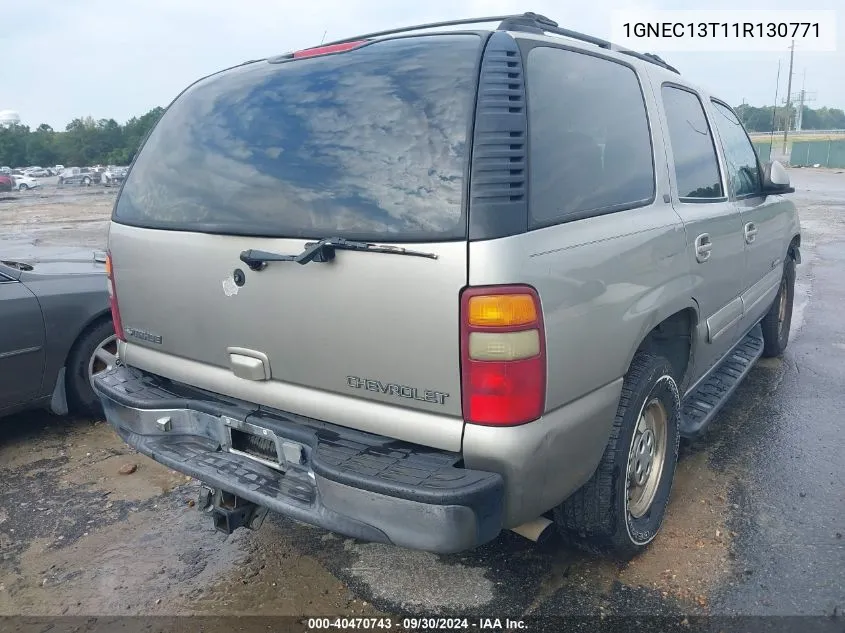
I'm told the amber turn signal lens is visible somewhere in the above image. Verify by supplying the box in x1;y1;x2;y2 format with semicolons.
467;294;537;327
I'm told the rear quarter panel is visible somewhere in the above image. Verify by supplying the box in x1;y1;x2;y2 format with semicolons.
19;271;111;397
464;201;694;527
469;204;693;412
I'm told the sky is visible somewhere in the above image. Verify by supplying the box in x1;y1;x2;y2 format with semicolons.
2;0;843;129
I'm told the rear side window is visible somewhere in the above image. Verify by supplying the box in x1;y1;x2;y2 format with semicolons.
114;35;482;241
526;46;655;227
661;86;724;200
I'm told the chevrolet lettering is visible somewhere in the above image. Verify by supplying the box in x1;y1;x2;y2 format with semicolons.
124;327;163;345
346;376;449;405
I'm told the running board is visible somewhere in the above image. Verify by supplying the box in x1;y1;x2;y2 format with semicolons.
680;324;764;437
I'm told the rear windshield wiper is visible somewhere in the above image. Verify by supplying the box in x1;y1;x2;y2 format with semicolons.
240;237;438;270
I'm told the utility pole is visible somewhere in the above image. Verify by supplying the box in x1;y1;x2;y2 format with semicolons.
792;70;818;132
796;70;806;131
796;89;805;131
782;40;795;155
769;60;781;154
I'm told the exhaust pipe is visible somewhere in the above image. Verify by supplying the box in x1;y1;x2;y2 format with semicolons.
510;516;555;544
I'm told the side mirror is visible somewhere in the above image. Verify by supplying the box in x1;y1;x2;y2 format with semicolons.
761;160;795;195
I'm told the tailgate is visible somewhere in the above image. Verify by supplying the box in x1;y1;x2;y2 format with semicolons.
110;224;466;420
107;33;483;450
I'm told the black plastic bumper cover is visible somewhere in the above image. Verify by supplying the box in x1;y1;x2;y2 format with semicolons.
93;365;504;553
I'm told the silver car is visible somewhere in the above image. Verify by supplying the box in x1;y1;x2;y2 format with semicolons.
94;13;800;558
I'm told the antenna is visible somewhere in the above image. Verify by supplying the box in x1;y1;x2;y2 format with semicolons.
320;29;328;45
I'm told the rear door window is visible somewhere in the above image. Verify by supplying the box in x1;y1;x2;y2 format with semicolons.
115;35;482;241
661;86;725;201
525;46;655;227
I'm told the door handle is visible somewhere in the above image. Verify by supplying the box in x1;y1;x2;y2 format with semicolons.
694;233;712;263
744;222;758;244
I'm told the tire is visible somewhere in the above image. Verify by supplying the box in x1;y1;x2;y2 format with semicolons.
760;256;796;358
554;351;681;560
82;177;91;186
66;319;117;417
18;183;28;191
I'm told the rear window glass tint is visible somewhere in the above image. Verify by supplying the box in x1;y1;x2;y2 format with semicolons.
114;35;481;241
526;46;655;226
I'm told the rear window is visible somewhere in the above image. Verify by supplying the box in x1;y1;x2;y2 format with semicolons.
114;35;482;241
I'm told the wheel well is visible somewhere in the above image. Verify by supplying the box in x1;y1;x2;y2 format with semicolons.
636;309;695;386
64;311;112;369
788;234;801;262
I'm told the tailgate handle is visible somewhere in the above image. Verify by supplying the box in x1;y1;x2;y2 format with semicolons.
227;347;271;381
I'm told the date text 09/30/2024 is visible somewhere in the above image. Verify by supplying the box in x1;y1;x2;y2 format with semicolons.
306;618;527;630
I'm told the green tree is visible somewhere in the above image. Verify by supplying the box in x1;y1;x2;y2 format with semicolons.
0;107;164;167
25;124;58;166
736;103;845;133
0;124;31;167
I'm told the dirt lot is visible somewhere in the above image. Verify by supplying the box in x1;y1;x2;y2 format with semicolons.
1;170;843;630
0;177;114;255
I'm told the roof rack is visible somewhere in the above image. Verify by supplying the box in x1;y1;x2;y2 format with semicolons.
315;15;522;48
305;12;679;75
498;13;680;75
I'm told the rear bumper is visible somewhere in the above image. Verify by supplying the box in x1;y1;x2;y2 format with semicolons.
93;365;504;553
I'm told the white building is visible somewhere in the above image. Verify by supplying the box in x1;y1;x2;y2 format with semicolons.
0;110;22;128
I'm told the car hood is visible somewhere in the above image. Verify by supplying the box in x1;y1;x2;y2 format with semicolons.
2;246;107;276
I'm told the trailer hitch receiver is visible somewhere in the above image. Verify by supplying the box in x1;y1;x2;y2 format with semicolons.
199;487;269;534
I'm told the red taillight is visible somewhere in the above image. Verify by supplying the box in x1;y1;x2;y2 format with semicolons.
105;251;125;341
293;40;369;59
460;285;546;426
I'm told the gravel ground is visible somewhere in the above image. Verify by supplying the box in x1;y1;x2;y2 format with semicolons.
0;169;843;632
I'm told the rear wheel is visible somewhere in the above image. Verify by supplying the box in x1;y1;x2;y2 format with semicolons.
66;320;117;416
18;183;28;191
554;351;681;560
761;257;795;358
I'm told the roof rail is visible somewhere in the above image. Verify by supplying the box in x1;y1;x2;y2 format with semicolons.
293;12;680;75
497;13;680;75
613;50;680;75
314;14;524;48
